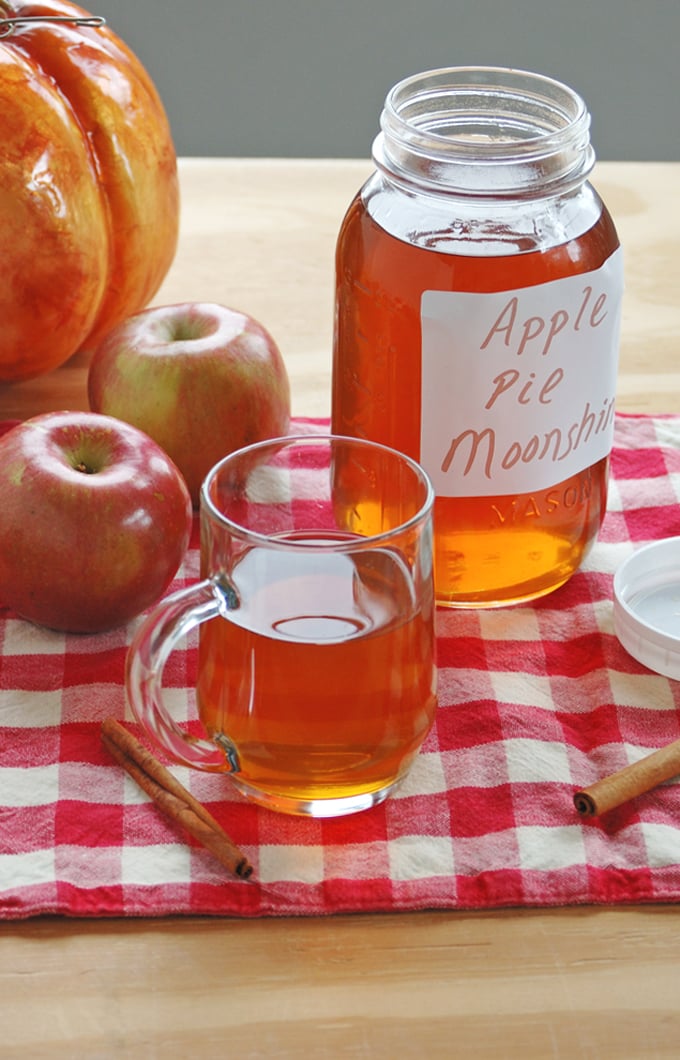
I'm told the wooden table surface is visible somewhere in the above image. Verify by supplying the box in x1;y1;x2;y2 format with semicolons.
2;159;680;1058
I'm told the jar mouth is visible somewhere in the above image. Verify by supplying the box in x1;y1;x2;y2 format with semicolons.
375;66;595;197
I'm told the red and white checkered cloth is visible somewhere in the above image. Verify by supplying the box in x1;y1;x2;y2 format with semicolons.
3;414;680;919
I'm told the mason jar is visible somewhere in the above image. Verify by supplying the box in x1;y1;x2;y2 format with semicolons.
331;67;623;607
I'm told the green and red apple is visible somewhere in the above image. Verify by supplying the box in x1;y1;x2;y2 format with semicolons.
0;411;192;633
87;302;291;505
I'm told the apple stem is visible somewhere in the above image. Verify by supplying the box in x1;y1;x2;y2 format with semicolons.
74;461;95;475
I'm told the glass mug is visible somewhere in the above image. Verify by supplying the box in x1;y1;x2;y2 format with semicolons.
126;434;437;817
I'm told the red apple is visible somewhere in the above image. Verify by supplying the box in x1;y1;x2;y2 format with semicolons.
0;411;192;633
87;302;291;506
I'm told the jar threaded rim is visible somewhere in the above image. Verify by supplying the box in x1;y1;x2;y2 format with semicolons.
375;67;595;197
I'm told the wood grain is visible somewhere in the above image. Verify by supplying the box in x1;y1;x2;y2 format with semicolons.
1;159;680;1058
4;908;680;1056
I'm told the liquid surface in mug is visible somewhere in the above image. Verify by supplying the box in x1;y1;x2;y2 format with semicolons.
197;534;437;810
332;195;620;606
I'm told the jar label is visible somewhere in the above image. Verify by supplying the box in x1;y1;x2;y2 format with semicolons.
420;248;623;497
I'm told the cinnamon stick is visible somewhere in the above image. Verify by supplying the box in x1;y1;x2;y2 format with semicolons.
574;738;680;817
101;716;253;880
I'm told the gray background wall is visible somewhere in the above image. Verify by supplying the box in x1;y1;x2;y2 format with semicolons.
97;0;680;161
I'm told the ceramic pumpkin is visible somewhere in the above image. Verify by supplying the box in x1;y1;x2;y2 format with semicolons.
0;0;179;381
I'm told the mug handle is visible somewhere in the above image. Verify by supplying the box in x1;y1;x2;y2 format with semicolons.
125;577;240;773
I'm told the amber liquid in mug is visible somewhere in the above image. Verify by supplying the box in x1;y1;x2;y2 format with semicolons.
332;195;620;606
197;534;436;813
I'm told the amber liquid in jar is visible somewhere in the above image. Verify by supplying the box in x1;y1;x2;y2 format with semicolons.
332;190;620;607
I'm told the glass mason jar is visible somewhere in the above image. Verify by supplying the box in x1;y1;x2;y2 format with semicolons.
331;67;623;608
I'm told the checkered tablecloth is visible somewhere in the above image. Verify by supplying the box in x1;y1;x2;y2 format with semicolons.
3;414;680;919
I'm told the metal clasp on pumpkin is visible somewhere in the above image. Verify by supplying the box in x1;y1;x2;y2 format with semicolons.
0;15;106;38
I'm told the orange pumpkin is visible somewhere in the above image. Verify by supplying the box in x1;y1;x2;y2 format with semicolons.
0;0;179;381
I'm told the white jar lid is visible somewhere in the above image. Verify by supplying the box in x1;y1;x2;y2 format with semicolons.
613;537;680;679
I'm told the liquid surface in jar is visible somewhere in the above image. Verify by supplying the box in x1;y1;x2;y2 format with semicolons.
332;191;620;606
197;534;437;814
